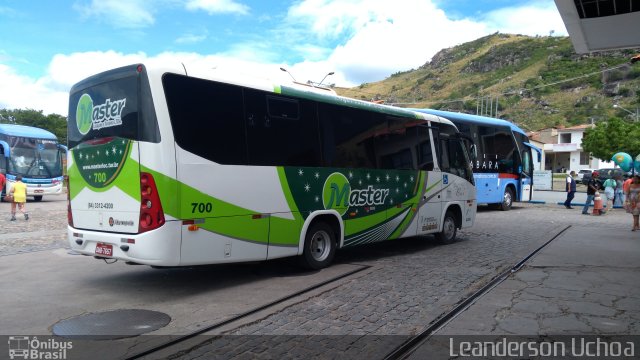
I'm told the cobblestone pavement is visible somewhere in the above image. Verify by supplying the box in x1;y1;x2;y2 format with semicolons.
0;194;68;256
0;196;632;359
170;205;631;359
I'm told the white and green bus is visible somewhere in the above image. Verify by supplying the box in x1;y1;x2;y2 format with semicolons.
67;63;476;269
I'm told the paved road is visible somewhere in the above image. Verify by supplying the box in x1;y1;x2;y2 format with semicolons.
0;194;67;256
0;194;635;360
163;202;634;359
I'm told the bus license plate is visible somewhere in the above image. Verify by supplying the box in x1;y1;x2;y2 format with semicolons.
95;243;113;257
34;189;44;193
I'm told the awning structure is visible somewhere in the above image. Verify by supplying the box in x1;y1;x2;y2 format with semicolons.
554;0;640;53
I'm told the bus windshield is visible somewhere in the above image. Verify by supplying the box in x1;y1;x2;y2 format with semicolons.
67;64;159;149
7;137;62;178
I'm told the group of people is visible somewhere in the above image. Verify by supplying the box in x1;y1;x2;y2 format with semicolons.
0;170;29;221
565;170;640;230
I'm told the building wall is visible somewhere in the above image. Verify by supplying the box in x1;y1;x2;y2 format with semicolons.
542;127;613;173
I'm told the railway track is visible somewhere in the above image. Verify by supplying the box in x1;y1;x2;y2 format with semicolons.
119;225;571;359
384;225;571;360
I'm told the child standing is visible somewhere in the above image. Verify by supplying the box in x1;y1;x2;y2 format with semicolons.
10;175;28;221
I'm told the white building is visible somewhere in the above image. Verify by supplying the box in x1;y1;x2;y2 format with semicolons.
529;125;613;173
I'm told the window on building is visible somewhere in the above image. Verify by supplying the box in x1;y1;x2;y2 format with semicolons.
580;152;590;165
559;133;571;144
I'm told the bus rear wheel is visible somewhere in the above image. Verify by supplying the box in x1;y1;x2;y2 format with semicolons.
435;211;457;244
300;222;336;270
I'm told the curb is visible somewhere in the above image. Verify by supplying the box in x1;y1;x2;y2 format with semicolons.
555;202;624;209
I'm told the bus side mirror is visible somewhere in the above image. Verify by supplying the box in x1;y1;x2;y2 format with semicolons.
469;144;478;161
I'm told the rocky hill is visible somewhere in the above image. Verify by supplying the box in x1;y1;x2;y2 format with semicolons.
334;33;640;131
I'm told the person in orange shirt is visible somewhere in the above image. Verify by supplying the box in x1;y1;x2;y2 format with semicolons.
10;175;28;221
623;174;633;194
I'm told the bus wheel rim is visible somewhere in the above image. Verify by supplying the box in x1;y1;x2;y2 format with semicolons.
311;230;331;262
504;191;512;207
444;218;455;240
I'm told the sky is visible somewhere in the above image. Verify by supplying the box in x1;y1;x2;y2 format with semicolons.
0;0;568;116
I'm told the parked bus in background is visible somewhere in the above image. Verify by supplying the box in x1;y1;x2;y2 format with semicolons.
66;63;476;269
0;124;66;201
412;109;540;210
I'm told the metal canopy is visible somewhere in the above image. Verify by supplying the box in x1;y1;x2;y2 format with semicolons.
555;0;640;53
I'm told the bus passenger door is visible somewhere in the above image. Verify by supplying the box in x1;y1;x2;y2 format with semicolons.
416;169;443;235
416;127;442;236
519;148;533;201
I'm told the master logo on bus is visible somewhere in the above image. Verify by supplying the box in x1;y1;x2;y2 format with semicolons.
76;93;126;135
322;172;390;216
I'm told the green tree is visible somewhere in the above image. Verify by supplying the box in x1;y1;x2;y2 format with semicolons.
582;117;640;161
0;108;67;144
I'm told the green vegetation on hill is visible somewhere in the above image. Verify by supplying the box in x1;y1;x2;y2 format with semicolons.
335;34;640;132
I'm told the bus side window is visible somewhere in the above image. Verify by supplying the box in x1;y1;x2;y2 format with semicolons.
439;139;450;172
441;138;472;182
521;149;532;176
417;127;434;171
319;103;381;169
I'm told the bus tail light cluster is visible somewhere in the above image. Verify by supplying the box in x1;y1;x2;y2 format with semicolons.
67;177;74;227
139;172;165;233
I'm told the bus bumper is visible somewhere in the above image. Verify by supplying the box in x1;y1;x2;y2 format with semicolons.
67;222;182;266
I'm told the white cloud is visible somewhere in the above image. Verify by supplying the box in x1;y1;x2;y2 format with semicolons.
185;0;250;15
281;0;566;86
283;0;490;85
1;0;569;115
481;2;568;36
0;63;69;116
175;33;208;44
73;0;155;28
0;50;291;116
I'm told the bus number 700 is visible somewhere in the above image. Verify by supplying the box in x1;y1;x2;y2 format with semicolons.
191;202;213;213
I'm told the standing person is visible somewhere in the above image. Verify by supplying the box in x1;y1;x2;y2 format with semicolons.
625;174;640;231
623;174;633;195
582;171;601;215
564;171;577;209
9;175;28;221
0;169;6;199
602;176;617;213
614;174;625;207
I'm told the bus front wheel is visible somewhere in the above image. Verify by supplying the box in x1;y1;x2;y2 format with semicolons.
499;188;513;211
435;211;457;244
300;222;336;270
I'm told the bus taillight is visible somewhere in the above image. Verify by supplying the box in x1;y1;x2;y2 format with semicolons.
139;172;165;233
67;178;73;227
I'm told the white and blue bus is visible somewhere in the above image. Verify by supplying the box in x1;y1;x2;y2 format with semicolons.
413;109;541;210
0;124;66;201
66;63;477;269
